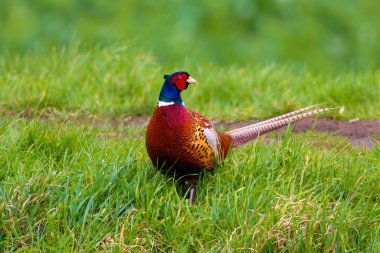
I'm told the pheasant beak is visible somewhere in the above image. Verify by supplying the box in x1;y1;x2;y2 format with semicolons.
186;76;198;85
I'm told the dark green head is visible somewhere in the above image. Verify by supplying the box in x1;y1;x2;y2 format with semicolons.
158;71;198;105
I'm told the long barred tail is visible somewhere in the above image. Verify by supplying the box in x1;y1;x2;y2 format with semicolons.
227;105;333;148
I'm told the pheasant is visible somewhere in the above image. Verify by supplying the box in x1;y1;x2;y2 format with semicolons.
145;71;331;204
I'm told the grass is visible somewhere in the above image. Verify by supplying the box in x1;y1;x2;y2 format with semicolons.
0;118;379;251
1;46;380;121
0;45;379;251
1;1;380;251
2;0;380;71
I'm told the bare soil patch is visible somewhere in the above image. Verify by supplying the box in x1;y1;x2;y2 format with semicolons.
17;112;380;149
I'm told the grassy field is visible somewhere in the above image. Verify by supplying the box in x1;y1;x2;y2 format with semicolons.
0;47;379;252
1;46;380;121
2;0;380;71
0;117;379;251
1;1;380;251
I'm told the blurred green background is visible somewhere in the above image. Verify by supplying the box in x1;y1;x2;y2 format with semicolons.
1;0;380;71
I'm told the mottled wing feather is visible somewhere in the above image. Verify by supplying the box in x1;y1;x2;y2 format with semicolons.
182;121;215;171
190;110;213;129
189;110;231;166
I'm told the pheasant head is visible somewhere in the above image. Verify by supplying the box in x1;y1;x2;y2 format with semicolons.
158;71;197;106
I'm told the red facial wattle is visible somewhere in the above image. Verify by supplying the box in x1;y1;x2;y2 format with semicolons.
172;73;189;91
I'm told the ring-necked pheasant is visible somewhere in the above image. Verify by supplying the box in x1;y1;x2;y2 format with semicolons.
145;71;331;204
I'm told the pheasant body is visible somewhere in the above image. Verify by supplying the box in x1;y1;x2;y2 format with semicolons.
145;71;331;204
146;104;231;178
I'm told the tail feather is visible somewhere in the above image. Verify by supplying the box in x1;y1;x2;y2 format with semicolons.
231;104;323;132
228;107;332;148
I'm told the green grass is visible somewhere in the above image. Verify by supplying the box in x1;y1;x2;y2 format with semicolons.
1;1;379;251
1;46;380;121
2;0;380;71
0;118;379;251
1;46;379;251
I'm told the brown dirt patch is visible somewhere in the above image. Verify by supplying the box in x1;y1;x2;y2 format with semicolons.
291;118;380;149
16;111;380;149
